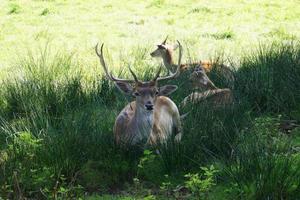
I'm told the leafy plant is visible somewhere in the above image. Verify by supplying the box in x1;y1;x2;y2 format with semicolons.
159;174;173;197
137;150;165;184
185;165;218;199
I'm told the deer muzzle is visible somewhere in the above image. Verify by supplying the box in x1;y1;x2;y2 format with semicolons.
145;103;154;111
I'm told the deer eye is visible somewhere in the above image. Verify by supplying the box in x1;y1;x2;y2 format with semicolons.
155;90;159;95
133;92;140;96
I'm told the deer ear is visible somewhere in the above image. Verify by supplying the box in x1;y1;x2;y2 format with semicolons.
157;44;166;49
158;85;178;96
115;82;133;95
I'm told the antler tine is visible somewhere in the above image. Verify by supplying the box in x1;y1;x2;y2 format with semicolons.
157;40;182;82
162;35;168;45
128;66;139;82
176;40;182;71
95;43;112;81
152;65;162;81
95;43;135;83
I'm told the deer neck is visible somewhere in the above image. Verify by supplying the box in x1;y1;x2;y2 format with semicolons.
131;105;154;142
195;81;219;91
162;50;176;71
207;82;219;90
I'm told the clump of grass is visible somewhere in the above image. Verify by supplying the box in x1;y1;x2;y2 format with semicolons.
203;30;235;40
164;18;175;25
34;30;50;41
188;7;211;14
128;19;145;25
235;41;300;114
224;116;300;199
103;4;113;9
212;31;235;40
8;4;21;14
147;0;165;8
267;27;296;40
40;8;50;16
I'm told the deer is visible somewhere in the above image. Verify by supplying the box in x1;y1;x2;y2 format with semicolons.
150;36;235;84
95;41;183;146
181;65;233;108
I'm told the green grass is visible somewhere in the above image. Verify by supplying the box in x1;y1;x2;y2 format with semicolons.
7;3;21;15
0;0;300;75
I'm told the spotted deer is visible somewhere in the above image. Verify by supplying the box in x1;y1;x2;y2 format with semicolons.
150;36;235;83
95;42;183;146
181;66;233;107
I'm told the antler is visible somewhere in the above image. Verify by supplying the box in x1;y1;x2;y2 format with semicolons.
156;40;182;81
128;66;139;82
152;65;162;81
95;43;137;83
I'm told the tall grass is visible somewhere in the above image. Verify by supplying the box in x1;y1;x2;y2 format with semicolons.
235;42;300;114
224;117;300;199
0;41;299;199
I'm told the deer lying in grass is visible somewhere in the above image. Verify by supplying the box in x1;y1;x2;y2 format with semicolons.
181;66;233;108
150;36;234;83
95;42;183;146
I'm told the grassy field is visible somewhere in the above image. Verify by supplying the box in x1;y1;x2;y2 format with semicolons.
1;0;300;71
0;0;300;199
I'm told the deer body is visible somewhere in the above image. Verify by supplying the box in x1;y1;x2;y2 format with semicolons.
96;42;183;146
181;66;233;107
181;88;233;107
154;45;212;73
114;96;181;145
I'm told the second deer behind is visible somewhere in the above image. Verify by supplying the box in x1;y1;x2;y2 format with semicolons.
150;36;235;84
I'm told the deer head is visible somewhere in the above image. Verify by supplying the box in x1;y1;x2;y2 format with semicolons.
150;36;179;59
114;78;178;112
189;65;218;90
95;41;182;112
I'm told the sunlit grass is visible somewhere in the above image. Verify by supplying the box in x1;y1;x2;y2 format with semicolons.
0;0;299;75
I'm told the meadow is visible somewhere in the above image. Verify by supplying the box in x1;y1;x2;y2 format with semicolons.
0;0;300;199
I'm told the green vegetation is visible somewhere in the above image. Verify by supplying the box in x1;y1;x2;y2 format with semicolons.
0;41;299;199
0;0;300;199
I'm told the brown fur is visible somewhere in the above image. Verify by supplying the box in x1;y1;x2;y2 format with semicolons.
181;89;233;108
181;66;234;107
114;95;182;146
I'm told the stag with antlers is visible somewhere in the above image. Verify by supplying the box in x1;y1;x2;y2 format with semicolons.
95;42;183;146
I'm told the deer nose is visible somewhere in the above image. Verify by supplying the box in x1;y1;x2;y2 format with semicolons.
145;103;154;111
